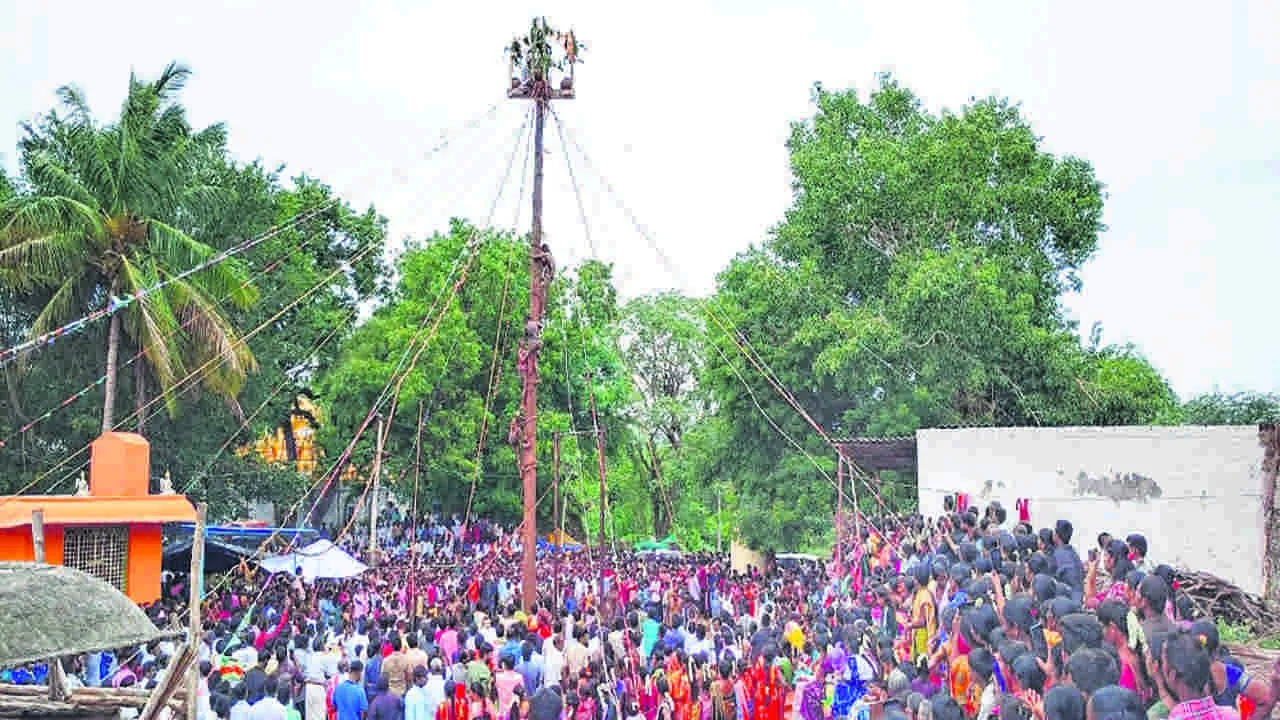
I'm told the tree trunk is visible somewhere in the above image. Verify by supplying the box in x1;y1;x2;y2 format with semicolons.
3;364;26;424
652;490;669;538
101;312;121;434
134;358;147;433
283;414;299;461
1260;425;1280;606
647;436;678;534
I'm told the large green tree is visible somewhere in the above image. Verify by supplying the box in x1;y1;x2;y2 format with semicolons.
1182;391;1280;425
150;172;387;519
703;76;1179;549
0;69;386;511
317;224;633;538
619;292;706;538
0;63;256;434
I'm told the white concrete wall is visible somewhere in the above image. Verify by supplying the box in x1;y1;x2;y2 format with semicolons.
731;540;766;574
916;426;1266;593
247;499;276;524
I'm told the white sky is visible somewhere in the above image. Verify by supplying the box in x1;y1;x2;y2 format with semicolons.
2;0;1277;399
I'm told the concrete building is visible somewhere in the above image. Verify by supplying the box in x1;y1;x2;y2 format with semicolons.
836;425;1275;596
0;432;196;604
913;426;1267;593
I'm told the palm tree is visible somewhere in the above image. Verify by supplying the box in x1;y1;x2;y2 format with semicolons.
0;62;258;434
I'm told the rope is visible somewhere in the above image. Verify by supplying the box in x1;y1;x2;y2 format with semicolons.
182;231;481;624
551;109;894;538
169;103;528;627
463;106;534;527
548;109;609;547
1;101;510;500
0;234;320;450
0;237;385;504
552;113;596;260
549;109;1034;517
297;108;537;530
184;207;494;623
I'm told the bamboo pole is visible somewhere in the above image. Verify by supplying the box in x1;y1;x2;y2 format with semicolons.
186;504;205;720
30;510;45;563
368;416;385;567
139;643;195;720
552;431;561;606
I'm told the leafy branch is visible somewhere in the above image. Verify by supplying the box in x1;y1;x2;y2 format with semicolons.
506;17;585;81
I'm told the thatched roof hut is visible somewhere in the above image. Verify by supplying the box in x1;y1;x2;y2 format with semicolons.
0;563;170;668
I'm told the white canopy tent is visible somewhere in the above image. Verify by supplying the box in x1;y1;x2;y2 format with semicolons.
260;539;368;582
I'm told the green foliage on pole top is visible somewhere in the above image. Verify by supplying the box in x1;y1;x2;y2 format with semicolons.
506;17;584;80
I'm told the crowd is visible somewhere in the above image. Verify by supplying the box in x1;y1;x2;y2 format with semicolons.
6;499;1278;720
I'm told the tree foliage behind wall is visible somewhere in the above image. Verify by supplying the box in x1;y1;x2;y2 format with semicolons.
698;76;1181;549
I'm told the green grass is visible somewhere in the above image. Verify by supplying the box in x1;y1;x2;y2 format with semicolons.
1217;619;1280;651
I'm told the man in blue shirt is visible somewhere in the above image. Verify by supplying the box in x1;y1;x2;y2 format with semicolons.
332;660;368;720
499;627;522;668
1051;519;1085;605
515;642;543;695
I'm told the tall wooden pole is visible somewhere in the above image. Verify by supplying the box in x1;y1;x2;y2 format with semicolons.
30;510;45;563
187;503;205;720
716;486;727;556
586;371;609;608
836;454;844;573
852;463;863;543
410;400;424;615
368;416;385;567
552;432;561;605
33;506;64;701
509;19;577;613
514;95;547;614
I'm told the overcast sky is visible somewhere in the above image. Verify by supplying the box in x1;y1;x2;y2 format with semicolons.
3;0;1277;399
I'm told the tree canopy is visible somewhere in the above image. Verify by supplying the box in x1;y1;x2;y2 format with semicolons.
0;63;258;433
699;77;1180;548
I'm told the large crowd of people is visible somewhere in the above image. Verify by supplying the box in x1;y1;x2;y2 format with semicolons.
6;500;1278;720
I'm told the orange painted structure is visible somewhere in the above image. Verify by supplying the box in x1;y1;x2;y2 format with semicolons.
0;432;195;604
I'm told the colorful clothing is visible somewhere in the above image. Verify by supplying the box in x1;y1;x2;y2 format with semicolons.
910;587;936;661
1169;697;1241;720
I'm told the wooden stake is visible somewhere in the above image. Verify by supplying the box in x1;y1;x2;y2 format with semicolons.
30;510;45;563
186;503;205;720
411;400;424;615
140;643;195;720
852;464;863;542
586;372;608;607
368;416;385;567
836;455;844;573
552;431;561;605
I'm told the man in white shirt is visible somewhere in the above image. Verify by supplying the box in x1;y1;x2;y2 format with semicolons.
565;629;590;678
250;679;290;720
405;665;438;720
229;685;252;720
302;638;330;720
343;626;368;664
231;642;259;669
426;660;448;717
541;634;566;689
